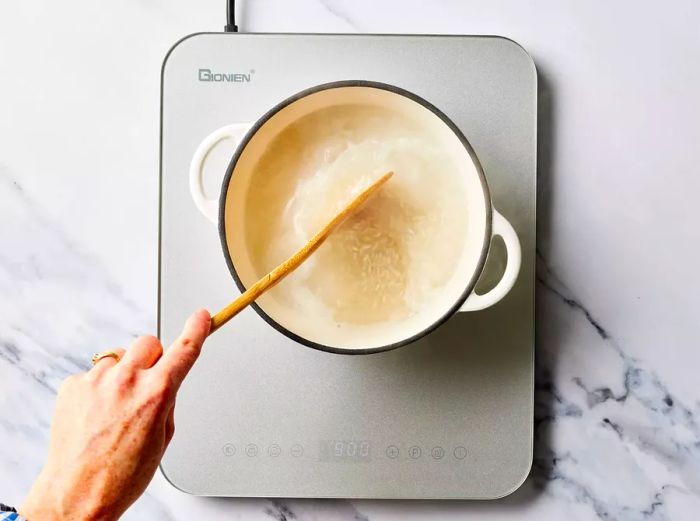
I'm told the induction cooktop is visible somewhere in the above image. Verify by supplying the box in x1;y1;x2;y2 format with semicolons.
159;33;536;499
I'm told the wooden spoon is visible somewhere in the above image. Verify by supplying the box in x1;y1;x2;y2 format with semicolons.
209;171;394;334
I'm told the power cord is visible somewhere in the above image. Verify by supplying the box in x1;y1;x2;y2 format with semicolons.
224;0;238;32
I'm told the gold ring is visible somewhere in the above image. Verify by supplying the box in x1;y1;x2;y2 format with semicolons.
91;351;122;366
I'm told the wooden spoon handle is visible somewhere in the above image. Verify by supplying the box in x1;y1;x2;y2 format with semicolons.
209;171;394;335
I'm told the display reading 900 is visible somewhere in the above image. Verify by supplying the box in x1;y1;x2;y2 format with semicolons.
319;440;371;462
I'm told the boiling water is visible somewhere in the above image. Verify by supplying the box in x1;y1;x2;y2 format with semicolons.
241;104;467;326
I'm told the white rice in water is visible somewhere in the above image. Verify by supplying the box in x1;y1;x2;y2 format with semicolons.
241;104;467;325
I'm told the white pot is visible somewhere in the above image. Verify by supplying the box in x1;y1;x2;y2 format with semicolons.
190;81;521;354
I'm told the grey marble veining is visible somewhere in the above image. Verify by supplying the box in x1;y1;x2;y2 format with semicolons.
1;1;699;520
533;252;700;519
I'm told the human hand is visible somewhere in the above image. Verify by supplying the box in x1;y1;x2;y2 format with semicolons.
19;309;211;521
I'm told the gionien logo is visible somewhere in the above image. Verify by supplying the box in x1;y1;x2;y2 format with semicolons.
198;68;254;83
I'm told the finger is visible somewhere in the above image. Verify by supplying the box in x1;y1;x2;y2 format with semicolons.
157;309;210;390
121;335;164;370
89;348;126;377
164;401;176;449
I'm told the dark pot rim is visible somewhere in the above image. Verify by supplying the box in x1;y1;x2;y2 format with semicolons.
218;80;492;355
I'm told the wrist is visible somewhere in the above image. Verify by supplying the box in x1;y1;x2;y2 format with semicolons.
19;479;64;521
20;475;120;521
19;498;113;521
18;504;61;521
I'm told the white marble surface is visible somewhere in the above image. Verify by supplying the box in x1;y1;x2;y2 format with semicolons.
1;1;699;519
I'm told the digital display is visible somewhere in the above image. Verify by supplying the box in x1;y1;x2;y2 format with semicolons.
319;440;371;462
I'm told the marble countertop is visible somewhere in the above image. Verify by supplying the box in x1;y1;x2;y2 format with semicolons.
1;1;699;520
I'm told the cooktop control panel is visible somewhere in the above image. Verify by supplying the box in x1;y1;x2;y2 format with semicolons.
217;439;469;462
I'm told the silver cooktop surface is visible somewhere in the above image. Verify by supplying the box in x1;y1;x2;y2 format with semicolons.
159;33;536;499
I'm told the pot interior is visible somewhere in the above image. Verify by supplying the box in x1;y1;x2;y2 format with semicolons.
223;83;489;351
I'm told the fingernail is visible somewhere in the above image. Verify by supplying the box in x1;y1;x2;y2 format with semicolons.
194;308;211;322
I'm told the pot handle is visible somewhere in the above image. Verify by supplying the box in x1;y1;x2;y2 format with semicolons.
460;208;522;312
189;123;252;224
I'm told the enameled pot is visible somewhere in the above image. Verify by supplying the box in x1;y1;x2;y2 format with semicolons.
190;81;521;354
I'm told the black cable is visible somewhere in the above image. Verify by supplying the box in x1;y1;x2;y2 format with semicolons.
225;0;238;32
